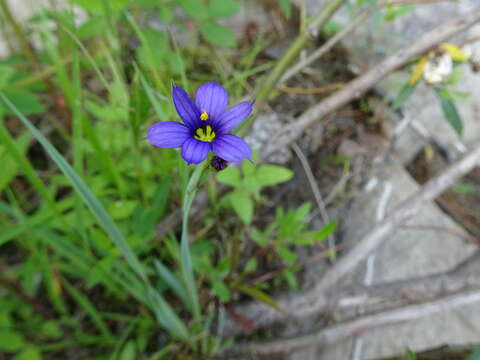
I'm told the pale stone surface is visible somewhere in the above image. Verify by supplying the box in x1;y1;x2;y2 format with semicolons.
282;3;480;360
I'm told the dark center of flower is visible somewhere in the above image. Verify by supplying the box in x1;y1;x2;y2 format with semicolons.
194;125;216;142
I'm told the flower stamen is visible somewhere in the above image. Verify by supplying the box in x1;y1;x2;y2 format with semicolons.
200;111;209;121
194;125;216;142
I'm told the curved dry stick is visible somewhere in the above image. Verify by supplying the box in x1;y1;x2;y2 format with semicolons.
224;144;480;336
228;289;480;356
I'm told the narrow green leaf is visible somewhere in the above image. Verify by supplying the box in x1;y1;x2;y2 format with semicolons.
314;221;338;242
235;285;284;312
391;82;417;110
62;279;113;339
154;260;193;313
277;0;291;19
435;87;463;136
0;93;146;282
405;348;416;360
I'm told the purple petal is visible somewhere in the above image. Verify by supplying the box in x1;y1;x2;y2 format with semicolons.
216;102;253;133
212;134;252;163
172;85;201;130
146;121;190;148
195;82;228;121
181;138;212;164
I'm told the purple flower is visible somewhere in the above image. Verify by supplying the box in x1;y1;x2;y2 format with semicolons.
146;82;253;165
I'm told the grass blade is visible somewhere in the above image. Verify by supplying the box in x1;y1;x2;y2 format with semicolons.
0;92;146;282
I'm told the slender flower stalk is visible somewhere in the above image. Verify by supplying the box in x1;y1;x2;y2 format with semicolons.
146;81;254;324
180;160;207;322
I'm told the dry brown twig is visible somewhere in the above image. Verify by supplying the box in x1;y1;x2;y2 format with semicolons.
225;251;480;355
224;143;480;337
229;289;480;356
260;10;480;160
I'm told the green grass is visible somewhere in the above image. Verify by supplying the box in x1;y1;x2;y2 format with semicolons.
0;0;344;358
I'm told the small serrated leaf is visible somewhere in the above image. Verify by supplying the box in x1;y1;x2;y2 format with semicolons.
200;22;237;48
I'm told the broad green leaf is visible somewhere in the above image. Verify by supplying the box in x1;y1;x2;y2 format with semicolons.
216;166;241;187
0;330;25;352
235;285;283;312
208;0;241;18
391;82;417;110
229;191;254;225
13;347;41;360
212;279;231;302
435;88;463;136
200;22;237;48
254;165;293;186
178;0;209;20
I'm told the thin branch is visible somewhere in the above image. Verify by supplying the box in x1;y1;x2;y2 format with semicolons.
228;289;480;356
253;0;348;107
292;143;336;256
261;10;480;160
280;11;370;84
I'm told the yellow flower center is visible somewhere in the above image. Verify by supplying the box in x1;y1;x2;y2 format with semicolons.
194;125;216;142
200;111;209;121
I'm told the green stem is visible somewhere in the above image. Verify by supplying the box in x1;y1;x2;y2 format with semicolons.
180;160;208;323
253;0;347;108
